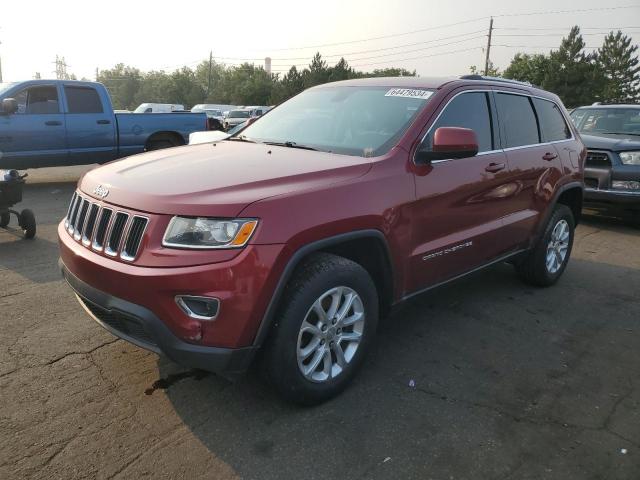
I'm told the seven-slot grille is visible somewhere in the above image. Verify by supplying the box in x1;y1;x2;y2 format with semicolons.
64;192;148;261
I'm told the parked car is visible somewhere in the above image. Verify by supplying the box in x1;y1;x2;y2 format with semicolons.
58;76;584;405
0;80;208;168
569;104;640;218
134;103;185;113
191;105;225;130
223;108;253;130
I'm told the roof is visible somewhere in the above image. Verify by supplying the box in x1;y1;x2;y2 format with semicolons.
311;76;546;94
574;104;640;109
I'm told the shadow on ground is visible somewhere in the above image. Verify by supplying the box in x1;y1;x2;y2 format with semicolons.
151;258;639;480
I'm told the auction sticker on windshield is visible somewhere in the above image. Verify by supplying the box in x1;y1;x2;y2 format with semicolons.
385;88;433;100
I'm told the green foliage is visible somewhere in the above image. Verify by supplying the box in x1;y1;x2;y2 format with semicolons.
97;53;415;110
502;26;638;107
596;31;640;103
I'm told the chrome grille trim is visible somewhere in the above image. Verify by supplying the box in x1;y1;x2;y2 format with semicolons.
82;203;100;246
120;216;149;261
92;207;113;251
105;212;129;257
64;192;149;262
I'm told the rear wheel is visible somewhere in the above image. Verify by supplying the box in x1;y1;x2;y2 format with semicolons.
263;253;378;405
19;209;36;239
515;204;574;286
0;211;10;228
146;134;182;151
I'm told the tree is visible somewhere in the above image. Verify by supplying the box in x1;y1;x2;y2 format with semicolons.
369;67;416;77
304;52;330;88
596;30;640;103
470;62;500;77
97;64;142;110
503;53;549;86
542;26;605;107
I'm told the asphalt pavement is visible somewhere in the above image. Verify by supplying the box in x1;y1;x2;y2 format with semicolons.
1;166;638;479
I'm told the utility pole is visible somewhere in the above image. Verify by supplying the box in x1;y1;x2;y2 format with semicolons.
207;50;213;99
54;55;69;80
484;17;493;76
95;67;99;82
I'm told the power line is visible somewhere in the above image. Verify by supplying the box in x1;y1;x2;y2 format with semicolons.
493;5;640;18
349;46;484;69
494;31;640;37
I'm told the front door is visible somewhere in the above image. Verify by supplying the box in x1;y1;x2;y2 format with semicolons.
0;84;67;168
408;90;515;293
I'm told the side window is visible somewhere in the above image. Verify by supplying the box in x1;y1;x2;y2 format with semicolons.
64;86;103;114
14;85;60;114
428;92;493;152
495;93;539;148
533;98;571;142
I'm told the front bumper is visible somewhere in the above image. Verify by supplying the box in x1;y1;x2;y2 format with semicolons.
60;260;258;375
584;187;640;207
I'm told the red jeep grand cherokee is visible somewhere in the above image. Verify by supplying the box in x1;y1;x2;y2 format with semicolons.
59;76;585;404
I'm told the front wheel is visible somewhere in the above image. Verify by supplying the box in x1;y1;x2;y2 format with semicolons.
515;204;575;286
263;253;379;405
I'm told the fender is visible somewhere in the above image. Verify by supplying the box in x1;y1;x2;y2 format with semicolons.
252;229;394;347
532;180;584;245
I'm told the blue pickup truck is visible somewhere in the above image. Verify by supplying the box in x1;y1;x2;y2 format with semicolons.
0;80;208;168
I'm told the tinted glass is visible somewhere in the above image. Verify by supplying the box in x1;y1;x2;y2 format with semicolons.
533;98;571;142
428;92;493;152
239;86;433;157
495;93;539;148
570;108;640;135
65;86;103;114
229;110;251;118
14;85;59;114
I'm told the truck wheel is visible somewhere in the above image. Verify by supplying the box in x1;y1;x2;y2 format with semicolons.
19;209;36;239
146;134;181;151
515;204;574;287
263;253;378;405
0;211;10;228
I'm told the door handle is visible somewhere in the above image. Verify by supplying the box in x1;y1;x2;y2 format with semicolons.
542;152;558;161
45;120;62;126
485;162;506;173
97;119;111;125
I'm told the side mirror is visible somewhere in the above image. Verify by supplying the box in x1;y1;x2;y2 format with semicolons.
415;127;479;163
1;98;18;115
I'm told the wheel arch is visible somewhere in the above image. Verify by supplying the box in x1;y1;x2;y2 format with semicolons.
252;230;394;347
532;181;583;245
145;131;185;150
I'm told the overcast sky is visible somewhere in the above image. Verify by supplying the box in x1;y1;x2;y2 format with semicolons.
0;0;638;82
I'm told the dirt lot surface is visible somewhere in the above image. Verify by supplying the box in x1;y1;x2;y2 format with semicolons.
1;166;639;479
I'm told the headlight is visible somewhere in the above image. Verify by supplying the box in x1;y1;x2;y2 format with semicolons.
163;217;258;249
619;151;640;165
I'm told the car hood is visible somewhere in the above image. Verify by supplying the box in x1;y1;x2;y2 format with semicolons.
79;141;372;216
580;133;640;151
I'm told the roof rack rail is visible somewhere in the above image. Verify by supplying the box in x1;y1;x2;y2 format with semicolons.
459;75;533;87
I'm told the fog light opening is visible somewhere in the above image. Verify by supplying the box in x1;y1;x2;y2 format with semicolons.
176;296;220;321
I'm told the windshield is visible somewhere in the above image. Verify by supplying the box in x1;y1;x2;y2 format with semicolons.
237;86;433;156
570;108;640;135
0;82;17;96
229;110;251;118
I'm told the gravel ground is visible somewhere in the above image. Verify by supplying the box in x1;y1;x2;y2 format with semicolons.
0;167;638;479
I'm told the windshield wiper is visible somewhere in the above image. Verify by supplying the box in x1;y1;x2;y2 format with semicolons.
263;141;319;151
226;135;259;143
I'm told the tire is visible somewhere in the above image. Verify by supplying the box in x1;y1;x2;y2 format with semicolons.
146;134;181;151
263;253;379;405
0;211;9;228
515;204;574;287
19;209;36;239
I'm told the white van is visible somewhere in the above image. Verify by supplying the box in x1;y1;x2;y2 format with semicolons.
133;103;185;113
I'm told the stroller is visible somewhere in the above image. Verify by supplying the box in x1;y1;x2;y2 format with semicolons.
0;170;36;239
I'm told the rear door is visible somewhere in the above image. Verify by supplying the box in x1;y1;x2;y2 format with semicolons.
0;83;67;168
494;92;563;246
409;90;514;292
532;97;577;173
63;84;116;165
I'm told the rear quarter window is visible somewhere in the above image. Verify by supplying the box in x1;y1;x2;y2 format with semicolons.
533;98;571;142
495;93;539;148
